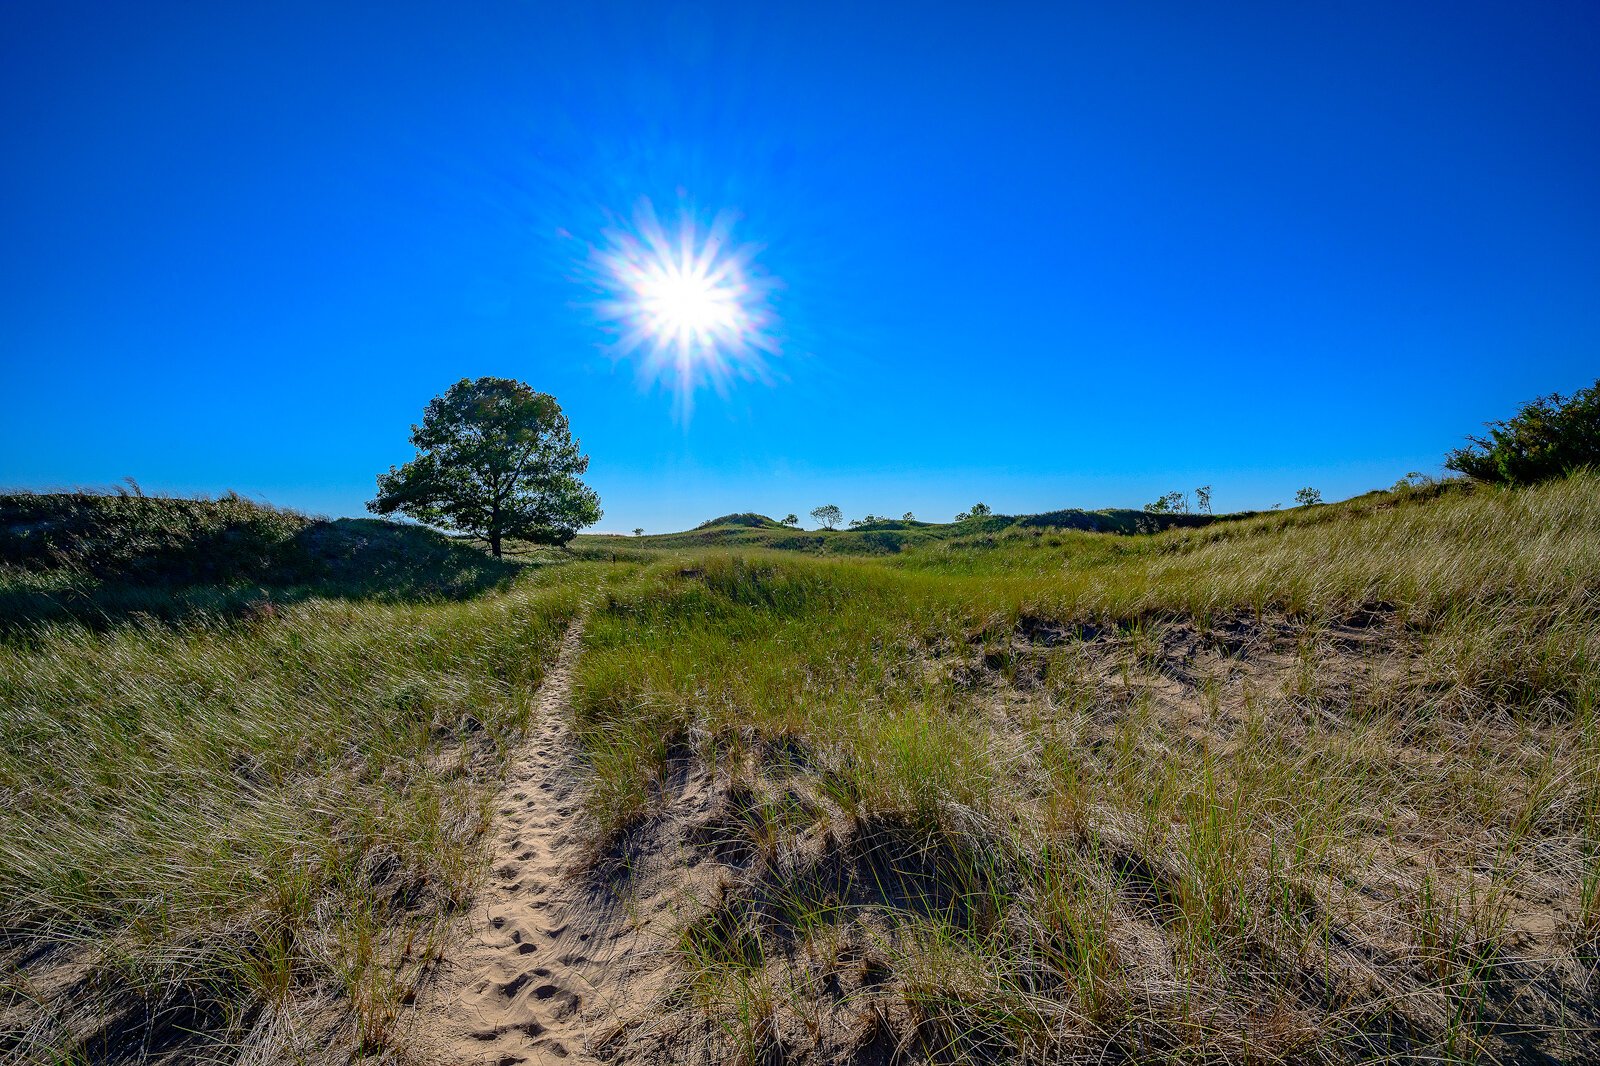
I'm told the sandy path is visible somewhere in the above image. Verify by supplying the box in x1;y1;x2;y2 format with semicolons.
412;616;670;1065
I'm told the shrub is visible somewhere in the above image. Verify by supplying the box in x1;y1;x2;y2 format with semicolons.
1446;379;1600;485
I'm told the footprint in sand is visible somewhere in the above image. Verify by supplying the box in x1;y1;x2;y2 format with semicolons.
407;616;669;1065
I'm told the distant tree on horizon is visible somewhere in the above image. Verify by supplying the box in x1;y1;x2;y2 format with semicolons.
810;504;842;530
633;527;644;536
1195;485;1212;515
1144;491;1187;514
369;377;601;556
902;511;915;522
1295;487;1323;507
954;502;992;522
781;514;799;527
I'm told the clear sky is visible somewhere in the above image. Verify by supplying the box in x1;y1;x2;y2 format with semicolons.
3;2;1597;532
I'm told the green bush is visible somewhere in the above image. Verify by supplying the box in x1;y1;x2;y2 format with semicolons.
1447;379;1600;485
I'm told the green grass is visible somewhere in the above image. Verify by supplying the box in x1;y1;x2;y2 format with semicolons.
0;493;608;1061
5;478;1598;1063
571;474;1600;1063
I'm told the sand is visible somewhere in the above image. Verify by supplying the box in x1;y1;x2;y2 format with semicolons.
410;618;674;1065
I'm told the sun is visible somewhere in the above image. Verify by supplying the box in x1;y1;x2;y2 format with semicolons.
635;262;739;347
595;201;776;415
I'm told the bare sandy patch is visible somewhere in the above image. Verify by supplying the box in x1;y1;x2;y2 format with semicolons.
409;618;722;1065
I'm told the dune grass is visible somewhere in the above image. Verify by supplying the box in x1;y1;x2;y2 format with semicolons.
3;479;1596;1063
0;544;606;1061
571;475;1600;1063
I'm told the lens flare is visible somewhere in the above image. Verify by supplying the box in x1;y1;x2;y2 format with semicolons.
596;202;776;416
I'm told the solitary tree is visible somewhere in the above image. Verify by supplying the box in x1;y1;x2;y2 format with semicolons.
1195;485;1212;515
902;511;915;522
969;502;993;518
811;504;843;530
369;377;601;556
781;514;800;527
1295;487;1323;507
633;527;644;536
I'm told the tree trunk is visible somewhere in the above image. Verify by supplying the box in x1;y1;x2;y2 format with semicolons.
489;531;502;557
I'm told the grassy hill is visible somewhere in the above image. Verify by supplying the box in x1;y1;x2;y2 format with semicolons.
578;503;1251;558
572;475;1599;1064
0;490;526;626
2;477;1596;1063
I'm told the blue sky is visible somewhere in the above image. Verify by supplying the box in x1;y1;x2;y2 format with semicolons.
3;2;1597;532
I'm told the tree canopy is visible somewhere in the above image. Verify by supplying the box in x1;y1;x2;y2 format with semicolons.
810;504;842;530
369;377;601;555
1446;380;1600;486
